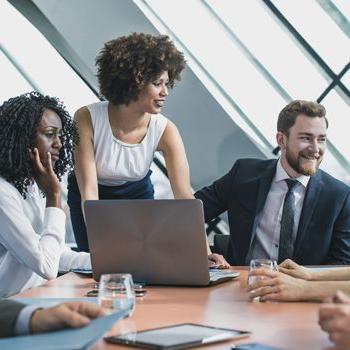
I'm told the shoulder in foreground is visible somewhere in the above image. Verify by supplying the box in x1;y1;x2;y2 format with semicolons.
317;169;350;193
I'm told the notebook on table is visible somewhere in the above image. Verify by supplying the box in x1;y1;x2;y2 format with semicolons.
84;199;239;286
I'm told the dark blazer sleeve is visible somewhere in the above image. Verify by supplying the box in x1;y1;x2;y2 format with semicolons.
195;161;239;222
0;300;26;338
325;191;350;264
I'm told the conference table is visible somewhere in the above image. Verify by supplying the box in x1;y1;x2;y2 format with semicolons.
14;268;334;350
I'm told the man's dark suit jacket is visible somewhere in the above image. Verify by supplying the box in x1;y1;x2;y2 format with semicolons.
0;299;25;338
195;158;350;266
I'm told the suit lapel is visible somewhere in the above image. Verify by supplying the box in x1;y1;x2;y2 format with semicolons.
293;171;323;257
248;160;277;248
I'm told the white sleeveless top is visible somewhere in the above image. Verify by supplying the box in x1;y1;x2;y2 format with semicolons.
87;101;168;186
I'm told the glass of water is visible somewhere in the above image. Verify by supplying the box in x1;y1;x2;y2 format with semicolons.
98;273;135;317
248;259;278;287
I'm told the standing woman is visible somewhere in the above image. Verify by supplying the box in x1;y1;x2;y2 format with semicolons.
0;92;90;297
68;33;228;267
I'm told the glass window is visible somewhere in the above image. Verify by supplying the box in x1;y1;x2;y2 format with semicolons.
144;0;287;144
0;50;32;103
0;1;97;115
271;0;350;73
341;69;350;89
320;149;350;184
321;90;350;160
332;0;350;23
206;0;330;99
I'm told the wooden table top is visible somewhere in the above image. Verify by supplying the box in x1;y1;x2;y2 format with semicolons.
14;268;335;350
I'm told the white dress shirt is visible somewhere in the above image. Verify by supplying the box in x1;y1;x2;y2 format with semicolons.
0;176;91;297
249;159;310;261
14;305;38;335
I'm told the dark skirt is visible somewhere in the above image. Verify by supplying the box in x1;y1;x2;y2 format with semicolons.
67;171;154;252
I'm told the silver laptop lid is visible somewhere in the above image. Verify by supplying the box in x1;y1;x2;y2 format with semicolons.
84;199;211;285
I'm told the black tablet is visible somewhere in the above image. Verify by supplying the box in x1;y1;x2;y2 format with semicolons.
105;323;250;350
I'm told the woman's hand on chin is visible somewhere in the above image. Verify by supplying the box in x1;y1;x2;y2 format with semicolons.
31;148;61;207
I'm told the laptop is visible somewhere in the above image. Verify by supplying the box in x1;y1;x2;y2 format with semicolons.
84;199;239;286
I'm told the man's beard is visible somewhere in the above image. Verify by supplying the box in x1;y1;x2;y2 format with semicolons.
285;148;321;176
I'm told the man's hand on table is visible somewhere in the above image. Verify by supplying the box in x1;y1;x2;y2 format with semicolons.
30;301;106;334
208;253;230;269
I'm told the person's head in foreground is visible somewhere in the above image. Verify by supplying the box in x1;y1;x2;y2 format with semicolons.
276;100;327;178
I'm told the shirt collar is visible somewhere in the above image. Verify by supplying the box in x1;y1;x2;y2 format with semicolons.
275;158;310;188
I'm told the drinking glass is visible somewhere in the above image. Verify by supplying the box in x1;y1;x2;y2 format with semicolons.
98;273;135;317
248;259;278;287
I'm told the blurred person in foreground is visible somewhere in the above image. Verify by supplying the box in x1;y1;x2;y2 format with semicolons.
319;291;350;350
0;300;105;338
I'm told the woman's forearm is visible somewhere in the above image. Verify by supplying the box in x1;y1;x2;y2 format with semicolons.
310;267;350;281
303;281;350;301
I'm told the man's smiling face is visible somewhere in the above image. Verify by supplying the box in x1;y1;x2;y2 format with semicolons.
277;114;327;177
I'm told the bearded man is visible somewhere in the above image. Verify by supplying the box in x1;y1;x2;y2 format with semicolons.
195;100;350;265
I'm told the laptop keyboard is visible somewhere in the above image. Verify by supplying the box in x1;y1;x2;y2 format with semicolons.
209;269;240;282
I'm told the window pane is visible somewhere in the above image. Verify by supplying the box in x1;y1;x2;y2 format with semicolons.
322;90;350;160
320;149;350;184
207;0;329;99
332;0;350;23
0;1;97;115
145;0;287;144
0;51;32;103
271;0;350;73
341;69;350;89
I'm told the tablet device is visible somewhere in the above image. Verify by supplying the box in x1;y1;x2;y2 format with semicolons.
232;343;285;350
105;323;250;350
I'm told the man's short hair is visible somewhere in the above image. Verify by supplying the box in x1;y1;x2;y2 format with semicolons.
277;100;328;134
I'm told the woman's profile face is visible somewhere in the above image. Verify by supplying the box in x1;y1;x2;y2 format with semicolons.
33;109;62;167
135;71;169;114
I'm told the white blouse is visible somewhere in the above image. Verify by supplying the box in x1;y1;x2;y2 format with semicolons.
0;176;90;297
88;101;168;186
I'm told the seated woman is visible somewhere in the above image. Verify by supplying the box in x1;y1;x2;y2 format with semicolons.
68;32;228;267
248;259;350;302
0;92;90;297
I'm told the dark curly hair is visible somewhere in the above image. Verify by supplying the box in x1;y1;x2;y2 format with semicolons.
96;32;186;105
0;92;77;198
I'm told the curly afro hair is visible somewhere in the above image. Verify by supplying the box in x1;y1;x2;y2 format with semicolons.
0;91;77;198
96;32;186;105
